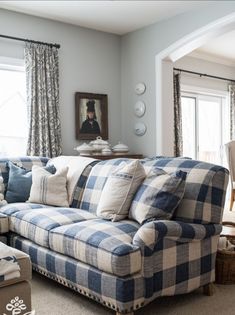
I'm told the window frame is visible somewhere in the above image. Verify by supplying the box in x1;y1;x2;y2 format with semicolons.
181;85;229;165
0;56;25;72
0;56;27;156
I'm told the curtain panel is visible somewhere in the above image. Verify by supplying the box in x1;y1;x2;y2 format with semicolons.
25;43;62;158
173;73;183;157
229;84;235;140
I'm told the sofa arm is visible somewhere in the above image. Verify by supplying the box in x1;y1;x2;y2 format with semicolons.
133;220;222;253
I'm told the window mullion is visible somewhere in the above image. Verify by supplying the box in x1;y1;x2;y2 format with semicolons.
195;95;199;160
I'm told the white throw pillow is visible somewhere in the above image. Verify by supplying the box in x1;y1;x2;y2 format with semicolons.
96;160;146;221
28;165;69;207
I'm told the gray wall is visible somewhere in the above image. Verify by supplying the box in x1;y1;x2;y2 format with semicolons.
2;2;235;158
0;9;121;155
121;1;235;157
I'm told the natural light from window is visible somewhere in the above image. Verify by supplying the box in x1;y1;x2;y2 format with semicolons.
181;91;230;167
0;67;27;156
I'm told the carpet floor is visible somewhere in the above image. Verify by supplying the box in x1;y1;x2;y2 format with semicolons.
32;272;235;315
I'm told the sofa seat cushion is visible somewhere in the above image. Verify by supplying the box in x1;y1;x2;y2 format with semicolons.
49;219;141;277
0;202;51;216
10;208;96;248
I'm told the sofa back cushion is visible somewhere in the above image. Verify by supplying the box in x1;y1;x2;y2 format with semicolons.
47;156;98;205
70;161;99;209
81;157;228;224
142;158;229;224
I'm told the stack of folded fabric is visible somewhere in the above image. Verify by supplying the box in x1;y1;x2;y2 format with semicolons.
0;242;20;282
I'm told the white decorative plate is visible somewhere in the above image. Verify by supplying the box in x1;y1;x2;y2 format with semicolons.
135;82;146;95
134;122;147;136
134;101;146;117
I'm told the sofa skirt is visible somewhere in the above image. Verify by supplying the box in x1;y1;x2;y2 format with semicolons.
9;234;146;313
9;234;217;314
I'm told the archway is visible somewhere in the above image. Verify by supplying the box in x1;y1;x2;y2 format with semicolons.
155;12;235;155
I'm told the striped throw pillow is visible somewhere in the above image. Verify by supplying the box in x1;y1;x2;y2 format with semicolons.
96;160;146;221
28;165;69;207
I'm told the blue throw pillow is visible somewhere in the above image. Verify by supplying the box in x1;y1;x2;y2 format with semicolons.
129;168;187;224
5;162;56;203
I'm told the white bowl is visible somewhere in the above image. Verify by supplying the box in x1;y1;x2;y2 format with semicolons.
90;136;110;152
112;142;129;153
74;143;93;155
102;148;112;155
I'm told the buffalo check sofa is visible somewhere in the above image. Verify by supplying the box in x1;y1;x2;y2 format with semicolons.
0;156;229;315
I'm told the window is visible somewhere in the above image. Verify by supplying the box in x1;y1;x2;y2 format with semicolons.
181;89;230;166
0;59;27;156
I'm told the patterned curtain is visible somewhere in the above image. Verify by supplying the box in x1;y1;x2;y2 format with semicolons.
229;84;235;140
25;43;62;157
173;73;183;156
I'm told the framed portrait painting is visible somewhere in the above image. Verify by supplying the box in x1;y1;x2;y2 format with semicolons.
75;92;108;140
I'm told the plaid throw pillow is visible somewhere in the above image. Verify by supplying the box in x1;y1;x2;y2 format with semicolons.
129;168;187;224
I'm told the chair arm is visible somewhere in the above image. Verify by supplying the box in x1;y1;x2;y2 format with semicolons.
133;220;222;253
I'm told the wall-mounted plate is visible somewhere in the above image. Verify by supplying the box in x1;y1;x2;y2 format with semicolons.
134;122;147;136
135;82;146;95
134;101;146;117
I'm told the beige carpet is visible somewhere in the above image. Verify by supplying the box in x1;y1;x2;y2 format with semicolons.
32;272;235;315
32;207;235;315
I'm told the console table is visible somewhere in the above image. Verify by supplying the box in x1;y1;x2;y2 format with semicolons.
80;153;143;160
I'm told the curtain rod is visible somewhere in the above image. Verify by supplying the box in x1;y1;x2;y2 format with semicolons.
173;67;235;84
0;34;60;49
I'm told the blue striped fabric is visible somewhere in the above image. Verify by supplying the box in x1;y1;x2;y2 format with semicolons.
10;235;145;313
71;160;99;209
0;202;51;216
80;157;229;224
142;158;229;224
49;219;140;276
133;220;222;253
10;231;219;313
1;156;229;314
10;208;96;247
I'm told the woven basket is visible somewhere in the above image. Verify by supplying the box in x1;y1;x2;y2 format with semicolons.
216;250;235;284
216;221;235;284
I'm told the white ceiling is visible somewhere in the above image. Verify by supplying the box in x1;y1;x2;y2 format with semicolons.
191;29;235;66
0;1;214;35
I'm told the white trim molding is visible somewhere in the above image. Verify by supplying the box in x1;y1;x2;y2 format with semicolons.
0;56;25;72
181;84;229;98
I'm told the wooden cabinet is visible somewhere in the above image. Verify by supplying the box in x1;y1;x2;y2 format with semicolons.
80;153;143;160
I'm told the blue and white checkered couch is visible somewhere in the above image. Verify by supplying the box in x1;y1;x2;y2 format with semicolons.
0;156;229;315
